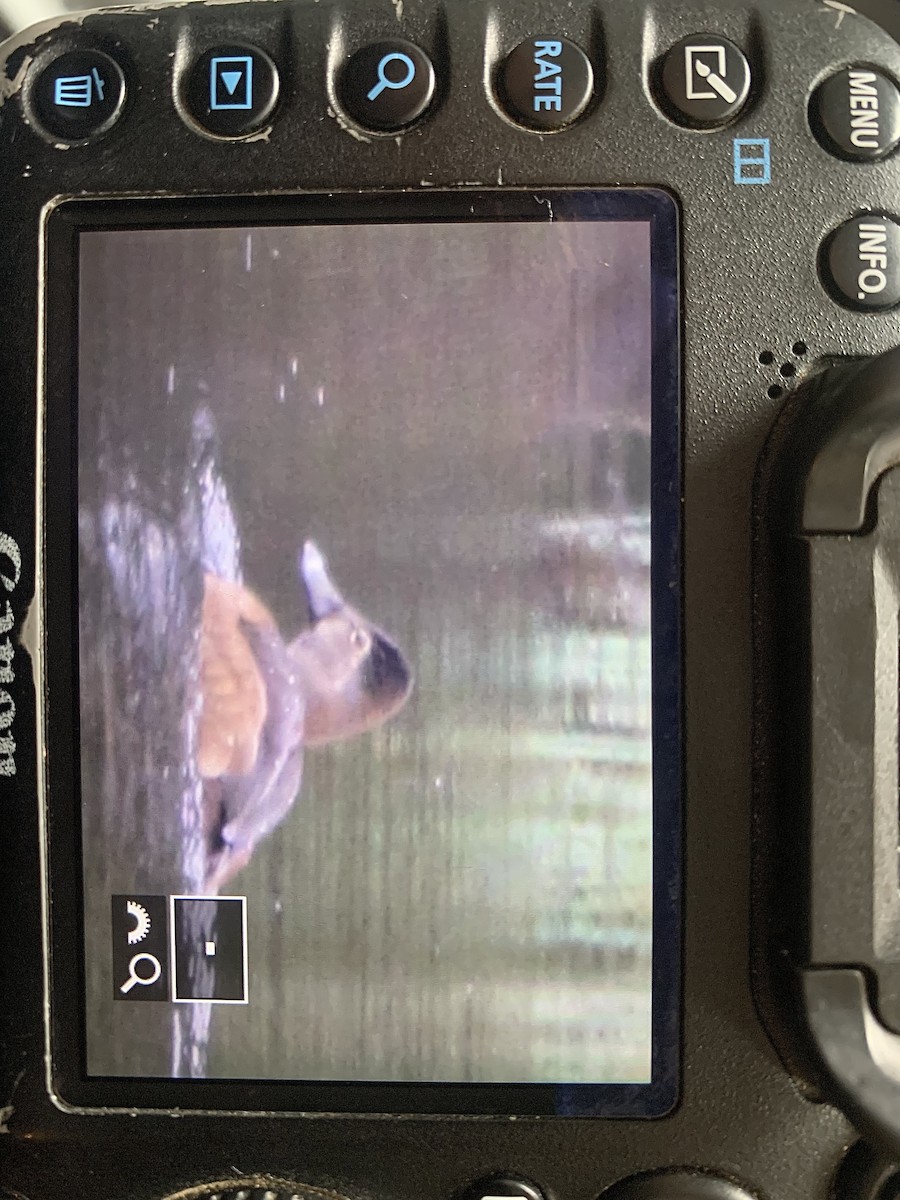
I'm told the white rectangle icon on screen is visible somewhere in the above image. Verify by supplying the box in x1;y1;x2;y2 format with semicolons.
169;894;248;1005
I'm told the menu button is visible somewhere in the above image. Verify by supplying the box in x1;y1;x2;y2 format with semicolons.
812;67;900;161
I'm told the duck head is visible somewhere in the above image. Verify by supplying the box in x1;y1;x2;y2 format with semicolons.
290;540;412;747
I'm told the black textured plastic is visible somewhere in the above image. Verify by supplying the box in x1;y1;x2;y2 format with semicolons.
4;0;900;1198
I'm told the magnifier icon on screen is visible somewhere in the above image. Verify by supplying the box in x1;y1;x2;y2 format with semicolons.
367;52;416;101
119;952;162;994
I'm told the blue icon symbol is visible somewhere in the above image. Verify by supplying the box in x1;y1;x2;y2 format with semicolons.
733;137;771;185
54;66;105;108
532;40;563;114
210;56;254;111
367;52;416;101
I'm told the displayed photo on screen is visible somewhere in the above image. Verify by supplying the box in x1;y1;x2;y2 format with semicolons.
74;201;675;1098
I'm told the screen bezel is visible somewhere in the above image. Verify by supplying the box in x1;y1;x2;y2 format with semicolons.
41;188;681;1117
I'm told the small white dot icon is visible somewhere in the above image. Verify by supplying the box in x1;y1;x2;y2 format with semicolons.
205;941;216;957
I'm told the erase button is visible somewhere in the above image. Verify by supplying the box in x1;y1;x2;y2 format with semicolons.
31;49;126;144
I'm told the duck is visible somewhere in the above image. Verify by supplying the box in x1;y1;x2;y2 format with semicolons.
198;540;412;891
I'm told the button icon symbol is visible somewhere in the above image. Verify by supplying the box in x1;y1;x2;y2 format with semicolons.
112;894;169;1001
686;45;737;103
210;55;254;110
119;952;162;994
126;898;151;944
53;66;105;108
367;52;416;101
733;137;771;184
532;40;562;113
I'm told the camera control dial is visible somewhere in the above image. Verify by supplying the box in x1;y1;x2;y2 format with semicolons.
776;344;900;1159
598;1171;756;1200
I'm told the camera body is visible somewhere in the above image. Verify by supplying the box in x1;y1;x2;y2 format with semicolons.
3;0;900;1198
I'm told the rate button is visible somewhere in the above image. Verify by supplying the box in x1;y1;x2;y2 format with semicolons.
499;37;594;131
823;215;900;311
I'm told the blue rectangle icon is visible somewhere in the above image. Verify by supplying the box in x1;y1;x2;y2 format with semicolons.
733;138;771;185
210;56;254;111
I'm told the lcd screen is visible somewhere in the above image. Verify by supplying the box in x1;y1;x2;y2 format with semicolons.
64;191;679;1113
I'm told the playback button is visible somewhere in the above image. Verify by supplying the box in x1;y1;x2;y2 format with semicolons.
184;45;279;139
30;49;125;143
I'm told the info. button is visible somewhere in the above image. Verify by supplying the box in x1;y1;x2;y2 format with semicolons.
823;214;900;311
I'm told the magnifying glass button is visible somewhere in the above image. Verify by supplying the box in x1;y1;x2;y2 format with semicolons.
341;40;435;131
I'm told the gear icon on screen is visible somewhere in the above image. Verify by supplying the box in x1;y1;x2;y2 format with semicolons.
126;900;151;945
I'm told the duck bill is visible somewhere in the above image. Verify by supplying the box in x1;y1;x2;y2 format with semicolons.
203;844;253;894
298;540;345;621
